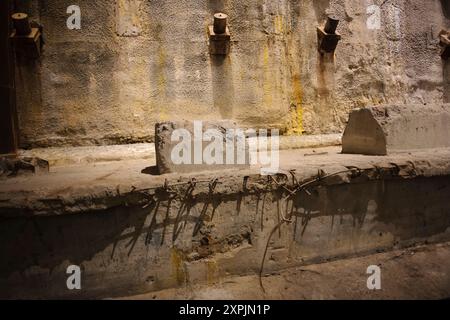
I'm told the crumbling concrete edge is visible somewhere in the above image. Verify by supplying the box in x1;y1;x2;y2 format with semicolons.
1;157;449;218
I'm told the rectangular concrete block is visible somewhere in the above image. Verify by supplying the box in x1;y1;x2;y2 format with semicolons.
155;120;249;174
342;104;450;155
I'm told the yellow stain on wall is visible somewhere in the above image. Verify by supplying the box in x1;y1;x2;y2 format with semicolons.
287;74;304;135
170;247;186;285
274;15;284;34
206;259;219;285
262;44;273;108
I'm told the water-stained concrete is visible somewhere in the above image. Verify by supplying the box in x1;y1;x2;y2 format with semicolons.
12;0;450;148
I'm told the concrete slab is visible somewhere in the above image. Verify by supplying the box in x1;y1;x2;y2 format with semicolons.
155;120;249;174
342;104;450;155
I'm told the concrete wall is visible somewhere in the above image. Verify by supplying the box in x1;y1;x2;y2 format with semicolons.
1;173;450;299
14;0;450;148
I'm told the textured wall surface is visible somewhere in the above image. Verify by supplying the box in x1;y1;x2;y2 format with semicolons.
13;0;450;148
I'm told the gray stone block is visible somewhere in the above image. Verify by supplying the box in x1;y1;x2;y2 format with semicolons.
155;120;249;174
342;104;450;155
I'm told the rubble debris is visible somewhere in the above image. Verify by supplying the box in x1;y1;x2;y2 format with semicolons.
0;157;49;178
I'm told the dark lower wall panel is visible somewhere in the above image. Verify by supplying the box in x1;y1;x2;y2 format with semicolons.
0;176;449;299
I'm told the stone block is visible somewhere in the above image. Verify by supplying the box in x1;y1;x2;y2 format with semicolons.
155;120;249;174
342;104;450;155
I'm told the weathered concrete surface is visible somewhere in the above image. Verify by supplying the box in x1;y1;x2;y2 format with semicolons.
13;0;450;148
0;147;449;299
342;104;450;155
17;134;341;167
155;120;248;174
19;143;156;167
122;242;450;300
115;0;142;37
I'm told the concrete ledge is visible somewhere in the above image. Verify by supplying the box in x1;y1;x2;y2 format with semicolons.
18;134;342;168
1;147;449;299
342;104;450;155
19;143;156;167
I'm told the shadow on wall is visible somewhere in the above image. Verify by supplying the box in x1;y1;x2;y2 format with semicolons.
210;55;235;118
207;0;227;12
317;52;335;96
444;59;450;103
441;0;450;19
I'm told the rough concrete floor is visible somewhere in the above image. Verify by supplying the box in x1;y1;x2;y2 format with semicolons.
119;241;450;300
18;134;341;167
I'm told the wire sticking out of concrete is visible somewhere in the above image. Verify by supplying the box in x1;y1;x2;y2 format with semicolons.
258;167;365;293
131;163;415;292
258;163;418;292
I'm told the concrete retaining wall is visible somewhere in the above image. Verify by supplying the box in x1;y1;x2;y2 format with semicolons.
1;167;449;299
